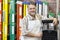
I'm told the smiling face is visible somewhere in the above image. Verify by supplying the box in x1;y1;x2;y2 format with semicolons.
28;4;36;16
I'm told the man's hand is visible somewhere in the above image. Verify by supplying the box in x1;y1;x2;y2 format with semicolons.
47;18;58;26
53;18;58;26
35;32;43;38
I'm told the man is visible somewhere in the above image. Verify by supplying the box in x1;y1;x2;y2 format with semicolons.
21;1;58;40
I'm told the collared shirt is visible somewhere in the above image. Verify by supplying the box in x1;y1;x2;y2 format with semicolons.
21;14;43;40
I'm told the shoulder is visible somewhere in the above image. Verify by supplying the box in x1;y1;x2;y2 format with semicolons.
22;15;28;22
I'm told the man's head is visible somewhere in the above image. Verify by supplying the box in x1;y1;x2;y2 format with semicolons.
28;2;36;17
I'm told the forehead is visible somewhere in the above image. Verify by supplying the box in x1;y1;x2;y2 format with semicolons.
28;4;36;8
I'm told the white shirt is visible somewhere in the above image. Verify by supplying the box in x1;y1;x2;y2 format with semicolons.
21;14;43;40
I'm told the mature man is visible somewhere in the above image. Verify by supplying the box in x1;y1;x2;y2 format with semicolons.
21;1;58;40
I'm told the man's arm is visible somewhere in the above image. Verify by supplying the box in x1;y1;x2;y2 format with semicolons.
24;32;36;37
41;16;58;25
47;18;58;26
25;32;43;38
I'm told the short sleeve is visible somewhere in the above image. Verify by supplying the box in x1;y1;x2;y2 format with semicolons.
21;17;30;36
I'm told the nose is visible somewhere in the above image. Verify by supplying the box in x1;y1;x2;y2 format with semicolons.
31;8;35;11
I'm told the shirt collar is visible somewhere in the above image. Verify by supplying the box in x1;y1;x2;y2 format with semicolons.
28;14;36;20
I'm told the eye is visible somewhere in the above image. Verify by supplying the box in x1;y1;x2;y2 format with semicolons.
33;8;35;9
30;8;32;10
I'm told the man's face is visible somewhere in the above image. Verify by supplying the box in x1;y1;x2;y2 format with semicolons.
28;4;36;16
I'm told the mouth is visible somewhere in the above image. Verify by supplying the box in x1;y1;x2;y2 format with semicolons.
30;11;35;13
30;13;36;15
